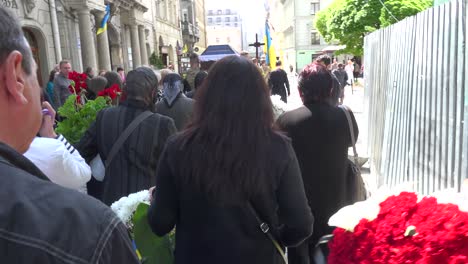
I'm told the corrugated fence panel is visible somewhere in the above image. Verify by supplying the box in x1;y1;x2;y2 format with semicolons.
463;0;468;184
364;0;467;194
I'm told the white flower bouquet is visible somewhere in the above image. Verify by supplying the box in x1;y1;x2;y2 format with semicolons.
111;190;151;227
271;95;288;120
111;190;174;264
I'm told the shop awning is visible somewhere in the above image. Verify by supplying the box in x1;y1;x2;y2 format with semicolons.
321;45;346;52
199;45;239;62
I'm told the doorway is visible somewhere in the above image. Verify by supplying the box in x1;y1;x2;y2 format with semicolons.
23;28;44;87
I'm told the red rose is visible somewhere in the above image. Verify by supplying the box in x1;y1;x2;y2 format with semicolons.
328;193;468;263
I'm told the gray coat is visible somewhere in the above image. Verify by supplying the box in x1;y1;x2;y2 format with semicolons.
155;94;195;131
53;73;71;108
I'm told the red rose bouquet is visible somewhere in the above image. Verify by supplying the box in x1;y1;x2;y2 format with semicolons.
98;84;121;100
328;192;468;264
68;71;88;94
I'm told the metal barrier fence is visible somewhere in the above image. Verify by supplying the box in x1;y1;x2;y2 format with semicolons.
364;0;467;194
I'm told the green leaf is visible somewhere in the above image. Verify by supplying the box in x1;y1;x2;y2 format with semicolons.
316;0;432;55
133;203;174;264
55;95;110;145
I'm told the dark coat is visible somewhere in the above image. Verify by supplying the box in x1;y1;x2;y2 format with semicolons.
332;68;348;89
277;103;358;244
148;133;313;264
155;94;194;131
77;99;177;205
0;142;139;263
268;68;290;103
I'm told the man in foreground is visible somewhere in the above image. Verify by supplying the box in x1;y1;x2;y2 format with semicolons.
0;7;139;263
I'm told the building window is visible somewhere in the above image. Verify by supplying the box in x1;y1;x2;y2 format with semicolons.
208;18;212;24
311;31;320;45
226;23;231;27
216;17;221;23
208;10;213;15
225;9;231;15
217;9;222;15
310;2;320;15
225;17;230;22
234;23;238;27
234;17;238;22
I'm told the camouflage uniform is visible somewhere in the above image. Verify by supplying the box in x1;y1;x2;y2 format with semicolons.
184;67;200;91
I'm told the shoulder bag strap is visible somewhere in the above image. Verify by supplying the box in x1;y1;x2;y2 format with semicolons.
248;202;288;264
339;105;359;165
105;111;154;169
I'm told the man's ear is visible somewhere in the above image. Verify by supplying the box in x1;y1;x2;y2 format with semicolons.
4;51;28;105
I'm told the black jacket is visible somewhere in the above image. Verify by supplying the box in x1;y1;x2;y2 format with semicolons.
268;68;290;103
77;99;177;205
277;103;358;244
0;142;139;263
148;133;313;264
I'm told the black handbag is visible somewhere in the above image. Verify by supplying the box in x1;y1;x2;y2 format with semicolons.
340;106;368;203
313;234;334;264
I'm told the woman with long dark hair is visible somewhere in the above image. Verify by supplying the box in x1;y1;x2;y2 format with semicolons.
148;56;313;264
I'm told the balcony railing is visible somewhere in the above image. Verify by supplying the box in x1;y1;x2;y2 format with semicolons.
182;21;200;40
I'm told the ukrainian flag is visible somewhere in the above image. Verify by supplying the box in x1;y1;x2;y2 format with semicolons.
97;5;110;35
264;20;277;69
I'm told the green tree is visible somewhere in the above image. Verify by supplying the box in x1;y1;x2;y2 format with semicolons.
149;52;165;69
316;0;432;55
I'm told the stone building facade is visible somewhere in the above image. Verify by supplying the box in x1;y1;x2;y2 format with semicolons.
269;0;329;72
205;4;242;53
2;0;184;87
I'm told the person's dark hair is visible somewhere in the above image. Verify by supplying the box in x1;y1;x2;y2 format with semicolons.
162;72;183;85
298;63;333;104
275;60;282;67
104;71;123;89
116;67;124;72
88;76;108;94
189;53;199;63
193;71;208;90
59;60;70;67
125;67;158;108
316;55;331;66
0;7;33;75
177;55;276;204
48;70;56;82
85;66;93;75
338;63;344;69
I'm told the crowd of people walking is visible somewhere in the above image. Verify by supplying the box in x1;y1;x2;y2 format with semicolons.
0;6;361;264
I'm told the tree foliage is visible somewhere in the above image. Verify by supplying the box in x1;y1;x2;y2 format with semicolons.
149;52;165;69
316;0;432;55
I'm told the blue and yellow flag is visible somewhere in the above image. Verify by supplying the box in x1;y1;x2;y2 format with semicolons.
97;5;110;35
264;20;277;69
